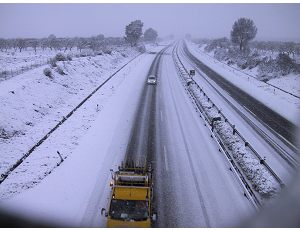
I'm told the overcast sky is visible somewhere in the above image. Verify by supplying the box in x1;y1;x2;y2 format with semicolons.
0;3;299;41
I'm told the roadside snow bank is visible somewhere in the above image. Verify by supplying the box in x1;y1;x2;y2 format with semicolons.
186;41;300;126
0;46;164;227
189;83;280;198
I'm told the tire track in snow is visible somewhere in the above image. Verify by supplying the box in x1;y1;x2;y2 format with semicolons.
164;61;211;228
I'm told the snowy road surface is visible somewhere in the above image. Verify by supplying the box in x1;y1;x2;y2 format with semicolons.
124;47;167;166
153;46;255;227
0;46;165;227
183;42;298;148
177;43;298;184
1;41;295;228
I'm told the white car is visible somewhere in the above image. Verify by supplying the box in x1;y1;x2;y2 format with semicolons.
147;75;157;85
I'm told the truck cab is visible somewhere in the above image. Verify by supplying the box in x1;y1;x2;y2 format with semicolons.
101;166;156;228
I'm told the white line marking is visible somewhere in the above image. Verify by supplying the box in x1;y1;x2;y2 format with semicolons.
163;145;169;171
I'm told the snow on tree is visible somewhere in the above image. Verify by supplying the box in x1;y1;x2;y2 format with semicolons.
16;38;26;52
63;38;75;52
76;37;87;52
276;53;297;75
144;28;158;42
96;34;105;40
231;18;257;52
47;34;58;50
29;39;39;54
125;20;143;47
0;38;7;52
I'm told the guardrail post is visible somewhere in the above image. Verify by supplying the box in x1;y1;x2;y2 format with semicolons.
260;157;266;165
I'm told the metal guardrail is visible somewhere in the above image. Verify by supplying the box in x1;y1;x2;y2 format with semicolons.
172;42;287;207
176;43;285;187
181;43;299;169
171;44;261;209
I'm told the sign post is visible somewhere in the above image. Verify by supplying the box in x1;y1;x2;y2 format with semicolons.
189;69;195;77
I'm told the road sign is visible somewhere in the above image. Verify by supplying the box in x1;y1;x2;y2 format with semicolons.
190;69;195;76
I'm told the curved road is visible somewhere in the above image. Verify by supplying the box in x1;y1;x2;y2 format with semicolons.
153;46;255;227
182;41;298;149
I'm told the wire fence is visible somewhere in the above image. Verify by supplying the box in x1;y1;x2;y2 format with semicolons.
0;58;51;81
192;44;300;99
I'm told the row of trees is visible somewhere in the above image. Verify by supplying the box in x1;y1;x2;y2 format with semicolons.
202;36;300;56
124;20;158;47
0;35;125;54
191;18;299;78
194;18;300;56
0;20;159;53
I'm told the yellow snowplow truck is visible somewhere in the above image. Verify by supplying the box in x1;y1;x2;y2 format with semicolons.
101;165;157;228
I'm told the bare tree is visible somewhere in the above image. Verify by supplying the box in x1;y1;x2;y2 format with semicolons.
231;18;257;52
40;38;48;51
285;42;296;58
76;37;87;52
11;39;18;52
29;39;39;54
47;34;57;50
88;36;99;51
0;38;6;52
16;38;26;52
63;38;75;52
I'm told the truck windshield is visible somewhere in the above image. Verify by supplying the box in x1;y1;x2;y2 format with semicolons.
109;199;149;221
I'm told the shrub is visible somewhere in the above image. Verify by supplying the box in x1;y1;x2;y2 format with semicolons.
55;53;67;61
257;58;278;80
103;47;112;55
66;54;72;61
56;66;66;75
43;68;52;78
137;44;146;53
214;48;228;61
49;58;57;67
276;53;296;75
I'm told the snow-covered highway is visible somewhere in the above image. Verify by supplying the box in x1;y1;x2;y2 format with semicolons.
154;46;255;227
0;41;298;228
180;41;299;183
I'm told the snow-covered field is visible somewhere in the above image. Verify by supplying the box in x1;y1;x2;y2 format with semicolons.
0;40;298;227
0;45;144;200
191;42;300;97
0;48;79;80
186;41;300;126
0;44;164;227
